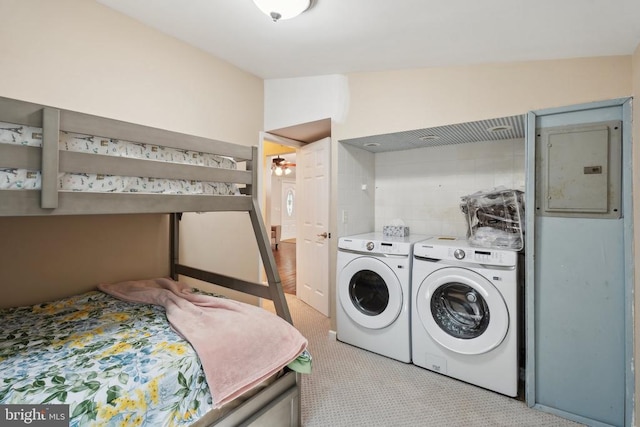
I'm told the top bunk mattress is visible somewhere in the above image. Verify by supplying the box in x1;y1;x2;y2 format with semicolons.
0;121;239;196
0;96;257;215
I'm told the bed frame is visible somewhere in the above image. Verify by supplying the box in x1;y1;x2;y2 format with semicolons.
0;96;300;426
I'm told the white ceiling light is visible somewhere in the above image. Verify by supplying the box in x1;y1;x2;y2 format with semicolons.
253;0;311;22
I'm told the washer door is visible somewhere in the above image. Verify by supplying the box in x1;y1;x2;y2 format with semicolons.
338;256;403;330
416;267;508;355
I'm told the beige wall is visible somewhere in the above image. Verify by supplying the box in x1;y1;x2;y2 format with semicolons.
632;41;640;426
0;215;168;308
0;0;263;307
337;56;631;141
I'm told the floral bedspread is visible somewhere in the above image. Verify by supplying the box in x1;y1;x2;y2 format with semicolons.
0;291;214;426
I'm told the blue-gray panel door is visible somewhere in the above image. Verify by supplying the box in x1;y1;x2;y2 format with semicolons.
534;217;624;425
529;101;630;427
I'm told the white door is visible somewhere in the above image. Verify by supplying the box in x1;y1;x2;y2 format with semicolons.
297;137;330;315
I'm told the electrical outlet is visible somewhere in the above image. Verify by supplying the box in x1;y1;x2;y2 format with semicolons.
342;210;348;224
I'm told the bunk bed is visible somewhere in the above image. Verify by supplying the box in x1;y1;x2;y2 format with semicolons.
0;95;306;426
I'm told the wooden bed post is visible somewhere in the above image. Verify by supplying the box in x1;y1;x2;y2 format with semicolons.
170;213;180;281
41;108;60;209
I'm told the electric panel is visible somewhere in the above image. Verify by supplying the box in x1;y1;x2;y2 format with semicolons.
536;121;621;218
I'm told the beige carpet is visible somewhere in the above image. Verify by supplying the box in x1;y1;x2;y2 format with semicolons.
266;295;583;427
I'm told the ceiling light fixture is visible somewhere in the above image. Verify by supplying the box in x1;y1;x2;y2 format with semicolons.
253;0;311;22
271;156;295;176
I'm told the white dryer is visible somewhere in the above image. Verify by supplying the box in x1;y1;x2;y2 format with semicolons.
337;232;425;363
411;236;519;396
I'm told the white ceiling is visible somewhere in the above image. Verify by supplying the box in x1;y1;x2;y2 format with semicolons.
97;0;640;80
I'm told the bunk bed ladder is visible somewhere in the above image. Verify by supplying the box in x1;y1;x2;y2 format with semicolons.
246;146;292;325
248;197;292;324
246;147;301;427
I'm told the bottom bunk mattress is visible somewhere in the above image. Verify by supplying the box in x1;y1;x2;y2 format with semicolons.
0;281;309;426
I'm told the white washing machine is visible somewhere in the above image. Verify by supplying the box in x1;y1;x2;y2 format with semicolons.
411;236;519;396
337;232;426;363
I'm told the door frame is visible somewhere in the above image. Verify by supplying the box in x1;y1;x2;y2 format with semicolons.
259;131;332;317
257;132;304;295
524;98;634;426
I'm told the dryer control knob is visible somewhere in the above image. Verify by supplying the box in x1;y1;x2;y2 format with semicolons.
366;241;375;251
454;249;465;260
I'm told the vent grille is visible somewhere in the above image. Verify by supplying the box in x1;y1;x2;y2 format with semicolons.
340;115;525;153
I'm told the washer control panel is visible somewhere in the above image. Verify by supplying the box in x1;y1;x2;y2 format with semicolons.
451;247;513;265
471;249;505;263
413;237;517;267
339;237;412;256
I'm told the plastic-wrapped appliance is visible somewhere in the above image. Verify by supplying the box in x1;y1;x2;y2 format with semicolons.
460;187;524;250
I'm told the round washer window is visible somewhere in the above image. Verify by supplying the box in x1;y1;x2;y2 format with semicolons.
415;267;509;355
431;282;490;339
338;256;403;330
349;269;389;316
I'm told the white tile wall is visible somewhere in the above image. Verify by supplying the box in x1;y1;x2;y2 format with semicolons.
374;138;525;237
337;143;375;237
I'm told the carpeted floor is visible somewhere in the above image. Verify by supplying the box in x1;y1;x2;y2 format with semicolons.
266;295;583;427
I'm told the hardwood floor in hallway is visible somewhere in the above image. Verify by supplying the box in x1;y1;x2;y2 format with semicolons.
273;240;296;294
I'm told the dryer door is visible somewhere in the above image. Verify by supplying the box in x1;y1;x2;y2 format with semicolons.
416;267;509;355
338;256;403;329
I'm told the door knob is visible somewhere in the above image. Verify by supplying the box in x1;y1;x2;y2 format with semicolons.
317;232;328;238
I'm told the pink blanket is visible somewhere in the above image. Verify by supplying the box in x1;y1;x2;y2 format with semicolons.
98;278;307;408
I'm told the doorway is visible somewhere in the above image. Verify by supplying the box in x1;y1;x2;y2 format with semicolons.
267;148;298;295
272;235;296;294
260;119;332;316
